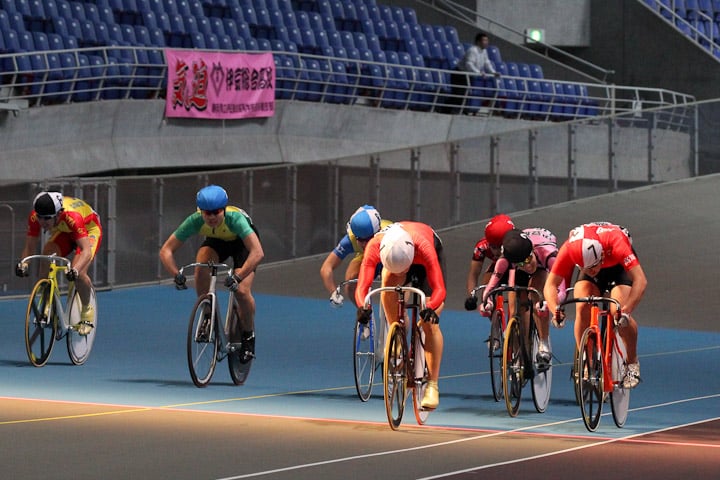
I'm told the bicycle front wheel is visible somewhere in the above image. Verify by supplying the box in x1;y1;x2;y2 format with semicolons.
383;322;407;430
531;330;552;413
67;288;97;365
187;295;218;387
610;333;630;428
25;279;58;367
353;316;375;402
578;327;604;431
502;317;524;417
488;309;504;402
411;327;430;425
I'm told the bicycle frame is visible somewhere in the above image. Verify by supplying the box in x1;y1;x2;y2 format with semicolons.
560;295;630;431
471;284;508;402
363;285;429;430
22;254;97;367
180;261;250;387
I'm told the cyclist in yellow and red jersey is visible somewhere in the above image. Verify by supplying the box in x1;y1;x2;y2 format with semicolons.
320;205;393;307
159;185;264;363
16;192;103;335
464;214;515;311
355;221;446;410
544;223;646;389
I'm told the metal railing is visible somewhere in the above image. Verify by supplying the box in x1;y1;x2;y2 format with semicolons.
0;45;695;126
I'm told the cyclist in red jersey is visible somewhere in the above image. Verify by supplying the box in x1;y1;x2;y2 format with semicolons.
355;222;446;409
543;223;646;388
16;192;103;335
464;214;514;311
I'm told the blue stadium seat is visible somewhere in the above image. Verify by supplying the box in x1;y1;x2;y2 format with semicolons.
487;45;502;67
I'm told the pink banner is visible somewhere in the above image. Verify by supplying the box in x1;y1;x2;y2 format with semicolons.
165;49;275;119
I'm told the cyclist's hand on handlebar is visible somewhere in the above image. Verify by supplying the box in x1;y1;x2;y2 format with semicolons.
420;308;439;324
356;307;372;325
535;301;550;320
174;272;187;290
464;295;477;311
479;298;494;317
618;312;630;327
329;290;344;307
224;273;242;292
15;261;28;277
65;267;79;282
552;307;566;328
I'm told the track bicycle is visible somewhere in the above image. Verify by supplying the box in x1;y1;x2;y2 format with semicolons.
559;295;630;431
179;262;253;388
469;284;508;402
21;254;97;367
362;284;430;430
497;285;553;417
332;279;387;402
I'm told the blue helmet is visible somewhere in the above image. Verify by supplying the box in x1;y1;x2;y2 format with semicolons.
347;205;382;240
196;185;228;211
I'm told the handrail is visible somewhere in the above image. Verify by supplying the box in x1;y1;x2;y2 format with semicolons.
0;45;694;128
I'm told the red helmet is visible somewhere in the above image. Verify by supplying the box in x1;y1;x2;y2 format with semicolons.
484;214;514;246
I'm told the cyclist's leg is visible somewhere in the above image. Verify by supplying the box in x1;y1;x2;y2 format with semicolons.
193;245;220;297
528;270;550;343
609;283;638;364
420;307;444;383
572;279;600;349
71;229;101;312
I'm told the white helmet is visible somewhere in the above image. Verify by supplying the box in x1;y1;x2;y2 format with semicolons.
379;224;414;274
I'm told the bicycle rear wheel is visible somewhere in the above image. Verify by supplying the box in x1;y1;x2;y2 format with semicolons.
25;279;58;367
578;327;604;431
187;295;218;387
411;327;430;425
502;317;523;417
610;333;630;428
228;309;253;386
67;288;97;365
531;329;552;413
353;315;375;402
383;322;406;430
488;309;504;402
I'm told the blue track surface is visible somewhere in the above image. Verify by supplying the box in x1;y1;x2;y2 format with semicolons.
2;284;719;437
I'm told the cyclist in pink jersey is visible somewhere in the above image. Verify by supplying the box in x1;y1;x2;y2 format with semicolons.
543;223;646;388
16;192;103;335
481;228;566;365
464;214;514;311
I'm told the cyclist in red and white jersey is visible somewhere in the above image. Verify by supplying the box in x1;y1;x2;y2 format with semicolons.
480;228;567;365
16;191;103;335
544;223;646;388
355;221;446;410
464;214;514;311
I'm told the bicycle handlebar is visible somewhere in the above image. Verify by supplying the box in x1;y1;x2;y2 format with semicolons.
558;296;623;318
471;284;542;300
334;278;358;296
21;254;72;267
363;285;427;310
178;262;231;276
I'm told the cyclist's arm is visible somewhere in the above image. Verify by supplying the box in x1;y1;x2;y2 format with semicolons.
159;234;184;277
622;264;647;316
233;231;264;281
354;238;380;307
320;251;343;294
19;234;40;260
543;271;564;314
544;254;567;303
466;258;484;295
482;257;510;302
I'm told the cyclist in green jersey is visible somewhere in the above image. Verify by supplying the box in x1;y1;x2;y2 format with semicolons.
160;185;264;362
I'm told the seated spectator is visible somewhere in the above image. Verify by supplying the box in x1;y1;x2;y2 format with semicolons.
447;32;500;114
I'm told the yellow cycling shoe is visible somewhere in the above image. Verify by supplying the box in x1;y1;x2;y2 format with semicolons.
421;380;439;410
77;305;95;336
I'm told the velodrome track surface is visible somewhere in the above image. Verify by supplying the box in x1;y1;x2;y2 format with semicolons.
2;175;719;479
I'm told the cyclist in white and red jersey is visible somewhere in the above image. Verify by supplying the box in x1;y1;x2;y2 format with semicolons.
464;214;514;311
160;185;264;363
544;223;646;388
481;228;566;365
16;191;102;335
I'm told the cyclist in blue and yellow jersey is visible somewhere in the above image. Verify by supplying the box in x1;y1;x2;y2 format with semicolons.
16;191;103;335
320;205;392;307
160;185;264;363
